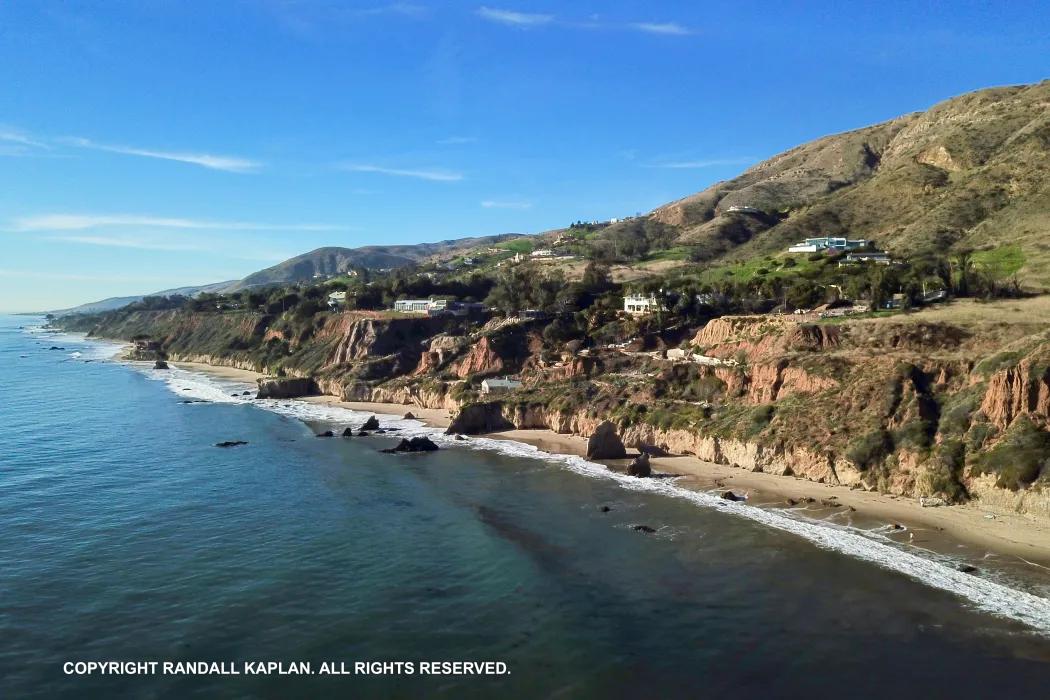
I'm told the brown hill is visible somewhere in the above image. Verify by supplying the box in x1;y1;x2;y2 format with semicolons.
621;81;1050;283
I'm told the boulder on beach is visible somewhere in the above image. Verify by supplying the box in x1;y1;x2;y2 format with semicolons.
721;490;745;502
215;440;248;448
445;402;514;435
403;411;417;420
341;428;355;438
381;436;440;454
585;421;627;460
626;453;651;477
256;377;318;400
361;415;380;431
637;444;670;457
154;360;170;370
316;430;334;438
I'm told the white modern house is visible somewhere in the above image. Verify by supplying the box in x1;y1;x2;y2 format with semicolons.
787;236;870;253
393;299;434;313
327;291;347;308
530;248;556;258
623;293;665;315
481;377;523;395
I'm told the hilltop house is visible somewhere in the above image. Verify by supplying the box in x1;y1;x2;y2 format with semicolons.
394;298;433;313
481;377;523;395
327;291;347;309
623;293;665;315
530;248;556;258
787;236;870;253
838;251;892;266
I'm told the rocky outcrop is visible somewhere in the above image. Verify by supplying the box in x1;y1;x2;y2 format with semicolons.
626;453;651;477
381;436;440;453
153;360;170;370
256;377;318;399
453;336;504;378
586;421;627;460
446;402;515;435
361;416;380;431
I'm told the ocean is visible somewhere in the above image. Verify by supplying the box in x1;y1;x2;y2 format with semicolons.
1;313;1049;698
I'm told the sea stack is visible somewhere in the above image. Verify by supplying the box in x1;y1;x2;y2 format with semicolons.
586;421;627;460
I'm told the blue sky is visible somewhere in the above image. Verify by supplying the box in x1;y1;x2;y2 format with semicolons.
2;1;1048;311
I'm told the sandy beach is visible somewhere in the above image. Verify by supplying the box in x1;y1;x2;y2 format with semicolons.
174;360;1050;571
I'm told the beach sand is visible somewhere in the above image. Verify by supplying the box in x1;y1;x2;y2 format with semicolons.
175;360;1050;570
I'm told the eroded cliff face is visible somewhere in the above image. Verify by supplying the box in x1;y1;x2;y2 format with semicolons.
980;359;1050;429
65;306;1050;517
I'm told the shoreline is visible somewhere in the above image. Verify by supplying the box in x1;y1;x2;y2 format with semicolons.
173;360;1050;571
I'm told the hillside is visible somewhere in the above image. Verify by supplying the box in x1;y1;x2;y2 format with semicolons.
589;80;1050;284
228;234;524;290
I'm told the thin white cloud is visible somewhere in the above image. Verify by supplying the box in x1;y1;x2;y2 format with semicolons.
481;199;532;210
63;137;262;173
341;163;463;182
630;22;692;36
477;7;554;27
647;158;753;169
12;214;340;232
53;235;209;252
0;127;49;150
477;8;694;35
438;136;479;145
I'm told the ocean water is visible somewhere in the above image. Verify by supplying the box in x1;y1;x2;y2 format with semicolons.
2;313;1050;699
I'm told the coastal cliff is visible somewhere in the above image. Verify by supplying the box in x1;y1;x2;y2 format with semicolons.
57;300;1050;518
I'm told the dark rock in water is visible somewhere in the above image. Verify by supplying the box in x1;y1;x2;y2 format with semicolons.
631;524;656;533
454;434;466;441
403;411;417;420
316;430;334;438
891;523;905;530
242;391;252;396
626;452;651;477
721;490;745;502
445;402;514;435
49;346;65;350
956;563;979;574
215;440;248;448
361;415;380;431
341;428;355;437
381;436;440;453
386;427;400;432
357;431;371;437
786;498;798;506
599;505;612;513
256;376;318;400
586;421;627;460
154;360;170;370
375;428;386;434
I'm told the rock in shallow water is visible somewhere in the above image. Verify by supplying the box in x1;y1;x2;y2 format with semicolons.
626;453;651;477
381;436;440;453
361;416;380;431
215;440;248;448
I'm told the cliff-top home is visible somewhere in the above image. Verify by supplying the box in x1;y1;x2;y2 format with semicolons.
787;236;870;253
623;293;665;315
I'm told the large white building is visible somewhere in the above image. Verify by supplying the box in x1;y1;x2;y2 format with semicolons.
481;377;523;395
623;293;665;315
787;236;870;254
393;299;434;313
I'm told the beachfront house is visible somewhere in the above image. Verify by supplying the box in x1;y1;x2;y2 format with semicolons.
623;293;665;315
787;236;870;254
481;377;523;395
393;298;485;316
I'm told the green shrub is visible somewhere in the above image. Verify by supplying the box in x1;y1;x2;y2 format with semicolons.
971;417;1050;490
